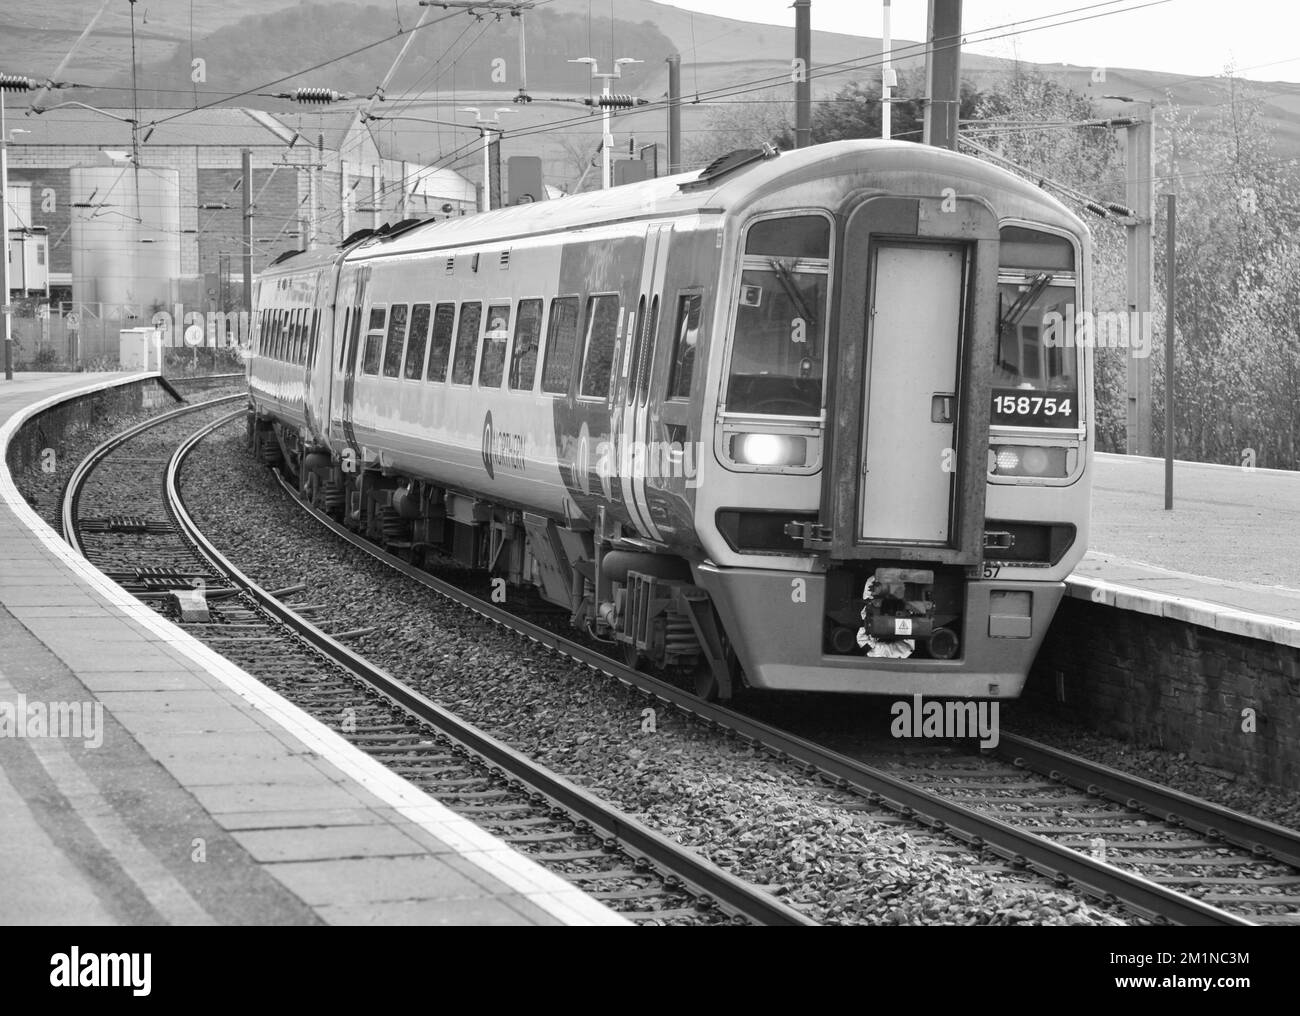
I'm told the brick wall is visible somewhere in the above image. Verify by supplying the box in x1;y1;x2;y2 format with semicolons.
196;166;300;278
1028;598;1300;788
7;167;73;273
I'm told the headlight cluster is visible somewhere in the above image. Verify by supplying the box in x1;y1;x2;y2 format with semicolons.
988;444;1068;478
730;433;808;467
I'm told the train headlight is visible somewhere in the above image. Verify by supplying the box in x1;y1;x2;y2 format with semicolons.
731;433;807;467
988;444;1068;478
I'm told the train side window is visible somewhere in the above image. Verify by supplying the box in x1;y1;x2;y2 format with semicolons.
668;293;701;400
541;297;580;395
309;309;320;364
478;303;511;389
640;294;660;408
382;303;409;378
293;309;305;363
362;306;386;375
509;299;543;391
347;304;363;372
280;310;290;361
404;303;431;380
338;309;350;368
579;295;621;399
426;303;456;383
451;302;483;385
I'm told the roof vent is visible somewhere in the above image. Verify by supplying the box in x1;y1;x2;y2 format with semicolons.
679;144;779;192
499;250;510;269
445;255;455;274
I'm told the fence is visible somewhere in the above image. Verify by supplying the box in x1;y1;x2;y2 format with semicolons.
5;305;250;375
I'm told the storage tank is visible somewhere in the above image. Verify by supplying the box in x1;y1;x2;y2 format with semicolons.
70;165;180;315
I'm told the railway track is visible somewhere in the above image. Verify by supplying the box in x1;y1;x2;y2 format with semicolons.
255;436;1300;927
62;399;810;927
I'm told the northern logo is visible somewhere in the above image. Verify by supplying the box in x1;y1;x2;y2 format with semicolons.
482;411;495;479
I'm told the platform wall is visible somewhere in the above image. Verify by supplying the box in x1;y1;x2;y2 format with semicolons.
1028;598;1300;789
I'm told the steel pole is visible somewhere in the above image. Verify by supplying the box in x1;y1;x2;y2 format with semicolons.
241;148;252;325
881;0;892;140
602;80;612;189
2;90;12;380
794;0;811;148
1164;192;1176;509
667;54;682;174
1125;103;1154;455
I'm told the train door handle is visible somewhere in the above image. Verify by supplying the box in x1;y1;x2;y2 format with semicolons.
931;393;955;424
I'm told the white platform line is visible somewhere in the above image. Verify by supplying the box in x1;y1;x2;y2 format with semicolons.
1;375;628;927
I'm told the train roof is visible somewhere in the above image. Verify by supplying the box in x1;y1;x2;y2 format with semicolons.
261;140;1085;278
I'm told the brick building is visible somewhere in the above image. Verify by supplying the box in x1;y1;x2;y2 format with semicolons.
5;106;475;314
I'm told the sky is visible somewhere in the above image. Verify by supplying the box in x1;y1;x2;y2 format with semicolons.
661;0;1300;84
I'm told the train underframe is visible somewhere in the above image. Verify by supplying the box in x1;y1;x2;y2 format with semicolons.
253;414;1060;701
253;415;738;698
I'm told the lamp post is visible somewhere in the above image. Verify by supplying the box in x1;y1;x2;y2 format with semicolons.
459;107;513;211
569;57;641;189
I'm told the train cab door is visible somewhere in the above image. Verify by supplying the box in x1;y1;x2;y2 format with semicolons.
862;242;964;543
824;196;999;566
616;222;672;541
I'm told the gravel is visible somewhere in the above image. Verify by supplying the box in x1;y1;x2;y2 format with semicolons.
12;384;246;532
181;421;1129;926
1002;704;1300;832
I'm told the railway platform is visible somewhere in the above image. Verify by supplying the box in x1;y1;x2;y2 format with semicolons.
1070;451;1300;647
0;372;623;926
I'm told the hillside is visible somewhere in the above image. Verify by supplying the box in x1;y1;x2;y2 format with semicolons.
7;0;1300;174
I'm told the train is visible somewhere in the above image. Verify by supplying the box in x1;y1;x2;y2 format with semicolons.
244;139;1092;701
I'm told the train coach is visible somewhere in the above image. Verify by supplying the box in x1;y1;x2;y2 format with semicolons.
246;138;1092;701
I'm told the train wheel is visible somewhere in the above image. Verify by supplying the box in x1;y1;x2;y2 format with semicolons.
694;667;720;701
622;642;642;671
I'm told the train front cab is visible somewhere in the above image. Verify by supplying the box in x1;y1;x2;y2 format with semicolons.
695;192;1089;699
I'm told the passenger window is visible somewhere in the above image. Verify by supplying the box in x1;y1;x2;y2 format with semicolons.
339;309;350;368
309;309;320;364
509;299;543;391
346;304;363;372
426;303;456;382
668;294;701;400
362;306;386;375
579;295;621;399
276;311;287;360
478;303;511;388
404;304;431;380
293;310;305;363
541;297;580;394
383;304;408;378
451;302;482;385
640;295;660;407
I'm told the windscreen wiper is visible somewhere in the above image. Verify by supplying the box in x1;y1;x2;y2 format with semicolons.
998;272;1054;333
768;258;817;332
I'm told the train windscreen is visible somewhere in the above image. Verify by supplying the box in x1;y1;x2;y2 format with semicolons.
725;215;830;417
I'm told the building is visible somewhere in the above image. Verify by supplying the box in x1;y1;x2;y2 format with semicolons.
4;182;50;299
4;105;476;318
